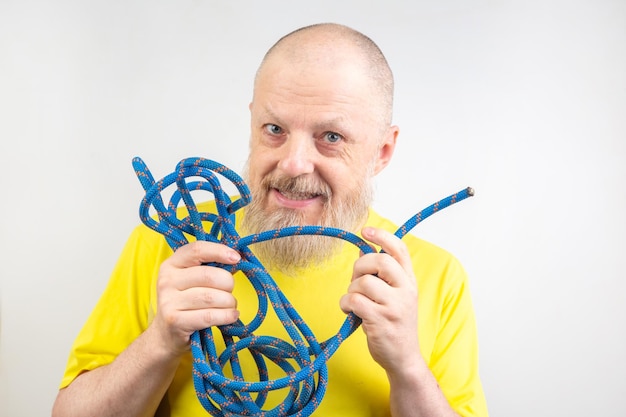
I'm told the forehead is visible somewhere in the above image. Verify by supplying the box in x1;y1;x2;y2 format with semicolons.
253;57;379;127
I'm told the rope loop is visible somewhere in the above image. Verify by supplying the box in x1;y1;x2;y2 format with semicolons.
132;156;474;416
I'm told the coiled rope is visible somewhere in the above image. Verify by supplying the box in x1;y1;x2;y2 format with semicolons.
132;156;474;417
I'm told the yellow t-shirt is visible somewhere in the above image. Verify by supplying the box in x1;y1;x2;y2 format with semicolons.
60;206;488;416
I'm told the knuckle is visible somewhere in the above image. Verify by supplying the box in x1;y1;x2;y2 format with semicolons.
201;266;214;285
362;274;381;289
202;310;216;326
159;307;178;327
384;305;403;321
396;242;410;259
156;271;172;293
348;293;367;312
201;290;215;305
157;260;172;279
380;253;397;269
188;241;204;260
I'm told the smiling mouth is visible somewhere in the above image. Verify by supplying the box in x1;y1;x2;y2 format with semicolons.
263;174;332;208
275;188;322;201
270;188;326;210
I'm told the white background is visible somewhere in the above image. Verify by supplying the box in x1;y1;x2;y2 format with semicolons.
1;0;625;416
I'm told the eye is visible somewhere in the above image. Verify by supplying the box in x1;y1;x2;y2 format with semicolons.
264;124;283;135
324;132;343;143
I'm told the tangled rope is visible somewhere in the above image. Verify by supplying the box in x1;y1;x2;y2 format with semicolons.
132;156;474;417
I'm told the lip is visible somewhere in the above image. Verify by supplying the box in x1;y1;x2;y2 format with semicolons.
270;188;323;209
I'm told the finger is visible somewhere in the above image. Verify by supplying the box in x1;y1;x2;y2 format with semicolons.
168;241;240;268
346;274;394;305
361;227;413;273
351;253;406;287
339;288;382;318
169;306;240;330
172;265;236;291
178;287;238;311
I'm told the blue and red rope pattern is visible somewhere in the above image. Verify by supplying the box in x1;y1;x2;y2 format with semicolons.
132;156;474;417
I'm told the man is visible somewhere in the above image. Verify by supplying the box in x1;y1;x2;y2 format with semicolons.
53;23;488;416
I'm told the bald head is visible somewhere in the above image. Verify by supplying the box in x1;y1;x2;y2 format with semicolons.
254;23;394;126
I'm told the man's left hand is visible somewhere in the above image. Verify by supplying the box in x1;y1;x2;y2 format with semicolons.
339;226;421;374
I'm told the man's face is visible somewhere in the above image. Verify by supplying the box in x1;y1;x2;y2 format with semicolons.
241;53;397;271
247;58;394;222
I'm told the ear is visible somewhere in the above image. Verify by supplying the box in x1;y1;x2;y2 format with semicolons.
373;125;399;175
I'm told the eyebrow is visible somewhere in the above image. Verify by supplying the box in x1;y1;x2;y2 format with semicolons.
259;105;351;132
313;117;350;132
258;106;284;125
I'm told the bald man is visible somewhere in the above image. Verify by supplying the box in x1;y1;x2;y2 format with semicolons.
53;23;488;417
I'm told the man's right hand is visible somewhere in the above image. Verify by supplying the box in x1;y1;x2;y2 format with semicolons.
52;240;242;417
151;241;241;357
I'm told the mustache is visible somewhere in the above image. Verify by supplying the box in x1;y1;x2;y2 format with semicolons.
261;173;333;200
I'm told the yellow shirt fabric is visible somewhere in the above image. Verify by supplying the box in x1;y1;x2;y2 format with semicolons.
60;206;488;416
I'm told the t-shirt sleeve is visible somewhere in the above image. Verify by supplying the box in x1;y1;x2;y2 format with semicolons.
429;256;489;417
59;225;165;388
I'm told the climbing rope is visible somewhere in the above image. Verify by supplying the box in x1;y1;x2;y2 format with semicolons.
132;156;474;417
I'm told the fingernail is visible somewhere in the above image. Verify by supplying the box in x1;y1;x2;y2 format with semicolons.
228;251;241;262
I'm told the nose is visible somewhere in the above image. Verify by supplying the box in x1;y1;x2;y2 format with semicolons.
276;135;316;177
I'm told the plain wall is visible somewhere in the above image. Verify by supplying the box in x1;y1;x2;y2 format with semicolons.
1;0;625;415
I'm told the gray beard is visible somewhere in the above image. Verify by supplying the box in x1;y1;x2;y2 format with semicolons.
240;174;373;276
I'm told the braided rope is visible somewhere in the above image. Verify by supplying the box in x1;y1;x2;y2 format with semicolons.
132;156;474;417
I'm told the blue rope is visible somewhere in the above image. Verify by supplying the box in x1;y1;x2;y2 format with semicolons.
132;156;474;417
